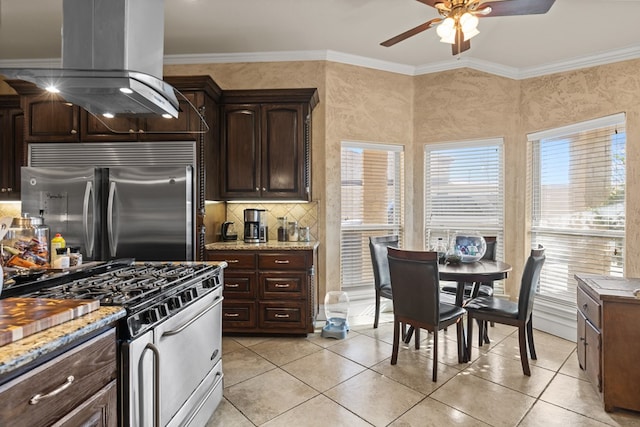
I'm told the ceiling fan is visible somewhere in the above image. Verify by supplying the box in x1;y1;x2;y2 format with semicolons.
381;0;556;55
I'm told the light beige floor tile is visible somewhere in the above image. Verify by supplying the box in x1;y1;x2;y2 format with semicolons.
371;350;461;394
221;347;276;387
248;336;323;365
261;394;373;427
355;321;396;345
519;400;612;427
221;337;245;355
389;397;491;426
558;349;590;380
430;373;536;427
206;398;254;427
227;335;273;347
327;333;394;367
465;352;555;397
224;368;319;425
324;369;425;427
281;349;367;392
539;373;634;426
402;328;468;368
485;331;574;372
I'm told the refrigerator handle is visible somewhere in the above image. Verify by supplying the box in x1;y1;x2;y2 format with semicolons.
107;181;118;257
82;181;95;258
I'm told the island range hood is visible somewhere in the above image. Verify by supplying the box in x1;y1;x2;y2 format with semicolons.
0;0;180;119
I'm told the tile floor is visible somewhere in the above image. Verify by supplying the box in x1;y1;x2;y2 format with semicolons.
206;310;640;427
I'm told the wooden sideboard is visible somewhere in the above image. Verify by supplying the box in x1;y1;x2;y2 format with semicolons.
575;274;640;413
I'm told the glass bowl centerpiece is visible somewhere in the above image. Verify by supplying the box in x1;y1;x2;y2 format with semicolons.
452;232;486;263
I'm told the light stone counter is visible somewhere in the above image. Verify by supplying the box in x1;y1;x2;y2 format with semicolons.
0;306;126;376
206;241;319;251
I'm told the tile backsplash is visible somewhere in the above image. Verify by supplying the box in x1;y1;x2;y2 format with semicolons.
0;202;21;220
226;202;318;242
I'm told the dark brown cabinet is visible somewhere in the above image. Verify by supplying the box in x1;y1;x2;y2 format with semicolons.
0;96;24;200
0;328;118;426
221;89;318;201
207;247;318;335
575;274;640;413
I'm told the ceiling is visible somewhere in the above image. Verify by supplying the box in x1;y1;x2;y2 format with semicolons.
1;0;640;78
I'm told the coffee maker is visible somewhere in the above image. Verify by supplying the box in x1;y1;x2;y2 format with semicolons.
244;209;267;243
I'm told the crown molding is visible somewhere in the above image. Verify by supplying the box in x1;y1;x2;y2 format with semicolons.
3;45;640;80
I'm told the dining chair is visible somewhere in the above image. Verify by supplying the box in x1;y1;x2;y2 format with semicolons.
368;235;399;329
465;245;546;376
387;247;467;381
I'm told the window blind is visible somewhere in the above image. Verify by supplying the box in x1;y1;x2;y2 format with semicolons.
528;113;626;304
340;142;404;293
424;139;505;294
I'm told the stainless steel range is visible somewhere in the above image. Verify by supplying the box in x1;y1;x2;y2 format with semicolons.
21;261;225;427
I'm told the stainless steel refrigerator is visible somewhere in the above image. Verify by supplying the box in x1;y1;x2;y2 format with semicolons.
21;166;193;261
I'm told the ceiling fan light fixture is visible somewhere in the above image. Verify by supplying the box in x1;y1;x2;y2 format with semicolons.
436;17;456;43
459;12;479;33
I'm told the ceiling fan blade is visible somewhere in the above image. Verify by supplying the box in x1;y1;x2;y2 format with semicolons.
415;0;442;7
481;0;555;17
451;27;471;56
380;18;441;47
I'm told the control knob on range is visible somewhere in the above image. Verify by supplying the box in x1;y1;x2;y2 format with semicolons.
168;296;182;310
144;308;160;324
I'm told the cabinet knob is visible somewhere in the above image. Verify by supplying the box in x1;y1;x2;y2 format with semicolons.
256;187;259;191
583;303;588;311
70;129;77;134
262;187;266;191
1;188;6;192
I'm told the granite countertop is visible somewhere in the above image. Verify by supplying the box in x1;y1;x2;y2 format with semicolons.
206;241;319;251
0;306;126;376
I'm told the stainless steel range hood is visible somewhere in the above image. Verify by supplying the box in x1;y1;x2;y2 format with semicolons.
0;0;180;119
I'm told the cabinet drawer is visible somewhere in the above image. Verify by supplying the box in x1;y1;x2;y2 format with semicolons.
578;286;601;328
258;252;309;270
260;272;307;299
0;329;116;426
222;301;257;330
223;271;257;299
259;301;306;330
207;251;256;269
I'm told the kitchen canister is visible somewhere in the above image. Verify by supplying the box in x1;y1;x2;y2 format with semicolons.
298;226;310;242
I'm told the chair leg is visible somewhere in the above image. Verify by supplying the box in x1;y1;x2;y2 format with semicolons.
374;290;381;329
527;317;537;360
404;326;414;344
391;317;400;365
415;327;420;349
456;319;465;363
518;325;531;376
477;319;485;347
466;313;474;362
483;321;491;344
432;329;438;382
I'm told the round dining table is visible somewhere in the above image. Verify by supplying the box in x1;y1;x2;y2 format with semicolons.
439;259;513;307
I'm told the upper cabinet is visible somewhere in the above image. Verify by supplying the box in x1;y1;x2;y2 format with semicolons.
220;88;318;201
0;96;24;200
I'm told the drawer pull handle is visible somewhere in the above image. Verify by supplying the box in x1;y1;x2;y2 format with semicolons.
274;260;290;264
583;304;588;311
275;284;290;288
226;283;240;288
226;259;240;263
224;313;240;318
30;376;75;405
275;314;290;318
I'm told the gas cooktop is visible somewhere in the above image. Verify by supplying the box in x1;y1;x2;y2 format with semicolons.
16;261;224;338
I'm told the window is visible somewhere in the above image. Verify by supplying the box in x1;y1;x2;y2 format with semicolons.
340;142;404;297
424;139;505;294
528;113;626;305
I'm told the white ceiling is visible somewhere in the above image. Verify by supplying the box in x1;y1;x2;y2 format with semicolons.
1;0;640;78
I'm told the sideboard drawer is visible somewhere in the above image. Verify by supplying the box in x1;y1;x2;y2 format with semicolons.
578;286;601;328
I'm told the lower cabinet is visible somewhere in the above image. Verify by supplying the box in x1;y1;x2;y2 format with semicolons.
207;248;317;335
0;328;118;426
575;275;640;413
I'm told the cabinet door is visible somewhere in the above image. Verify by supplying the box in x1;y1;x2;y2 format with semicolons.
585;319;601;392
577;310;586;370
141;92;201;140
221;104;261;199
51;380;117;427
0;102;24;200
81;111;138;141
261;103;307;200
24;96;80;142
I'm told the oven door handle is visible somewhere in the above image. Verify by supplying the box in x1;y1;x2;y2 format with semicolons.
161;296;222;337
141;343;161;427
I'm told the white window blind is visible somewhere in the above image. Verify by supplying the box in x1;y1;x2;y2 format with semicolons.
528;113;626;304
424;139;505;294
340;141;404;294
